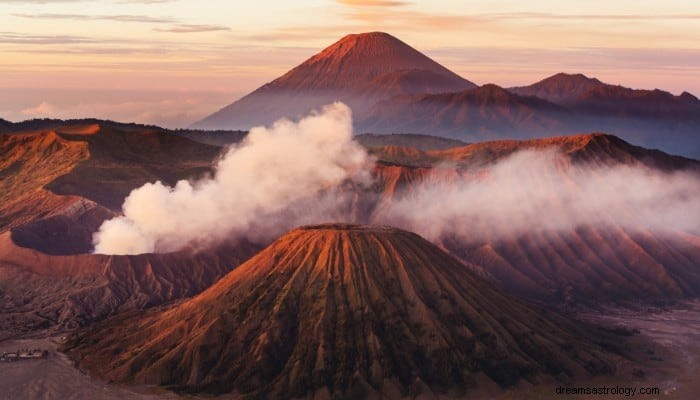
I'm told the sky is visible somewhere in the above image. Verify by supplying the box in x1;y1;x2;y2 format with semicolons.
1;0;699;128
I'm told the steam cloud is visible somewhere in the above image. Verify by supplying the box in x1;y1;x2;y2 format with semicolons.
93;102;371;254
380;149;700;243
94;101;700;255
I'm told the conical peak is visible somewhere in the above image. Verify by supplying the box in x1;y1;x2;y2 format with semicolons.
67;223;621;398
309;31;434;66
337;31;400;43
272;31;470;91
328;31;405;54
205;223;467;293
193;32;475;129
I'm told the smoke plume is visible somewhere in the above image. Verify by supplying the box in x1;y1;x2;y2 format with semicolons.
94;101;700;255
380;149;700;243
93;102;371;254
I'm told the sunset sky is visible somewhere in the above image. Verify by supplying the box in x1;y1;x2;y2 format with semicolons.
1;0;699;127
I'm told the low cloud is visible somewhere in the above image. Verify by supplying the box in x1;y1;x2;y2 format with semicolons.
0;32;96;44
20;101;55;117
336;0;410;6
155;24;230;33
118;0;176;3
0;0;85;3
4;93;234;128
380;150;700;243
12;13;176;23
1;0;172;2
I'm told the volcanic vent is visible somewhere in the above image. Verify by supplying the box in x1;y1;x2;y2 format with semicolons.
66;224;619;398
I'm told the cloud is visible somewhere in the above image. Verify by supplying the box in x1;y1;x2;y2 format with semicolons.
2;92;235;129
425;46;700;94
0;32;97;44
0;0;85;3
155;24;230;33
117;0;176;3
20;101;55;117
339;9;700;36
379;149;700;243
336;0;409;6
0;0;172;2
93;103;372;254
492;12;700;21
12;13;176;24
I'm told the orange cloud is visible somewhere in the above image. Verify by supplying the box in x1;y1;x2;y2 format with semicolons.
336;0;409;7
21;101;55;117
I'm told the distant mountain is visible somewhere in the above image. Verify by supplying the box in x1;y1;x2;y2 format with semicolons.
510;73;700;120
0;118;13;133
66;224;620;398
361;76;700;158
568;85;700;120
508;73;605;104
193;32;475;130
361;84;568;138
187;29;700;158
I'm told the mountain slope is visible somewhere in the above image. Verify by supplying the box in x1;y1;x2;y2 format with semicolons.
0;129;92;232
368;134;700;305
0;121;261;339
428;132;700;170
510;73;700;120
193;32;475;130
0;232;259;339
361;84;568;138
363;76;700;157
508;73;606;104
65;224;620;398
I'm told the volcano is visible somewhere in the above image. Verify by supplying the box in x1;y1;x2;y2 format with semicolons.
361;84;568;138
508;73;606;104
193;32;475;130
66;224;619;398
368;134;700;305
0;121;261;339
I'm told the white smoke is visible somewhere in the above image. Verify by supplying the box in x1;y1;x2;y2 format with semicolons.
94;102;700;255
93;102;371;255
379;149;700;243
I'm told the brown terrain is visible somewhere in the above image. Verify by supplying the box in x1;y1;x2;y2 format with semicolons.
2;120;699;339
1;117;699;399
65;224;626;399
0;123;261;340
0;120;474;340
368;134;700;305
1;28;699;400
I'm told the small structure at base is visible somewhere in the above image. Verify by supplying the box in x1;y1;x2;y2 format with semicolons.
1;348;48;362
